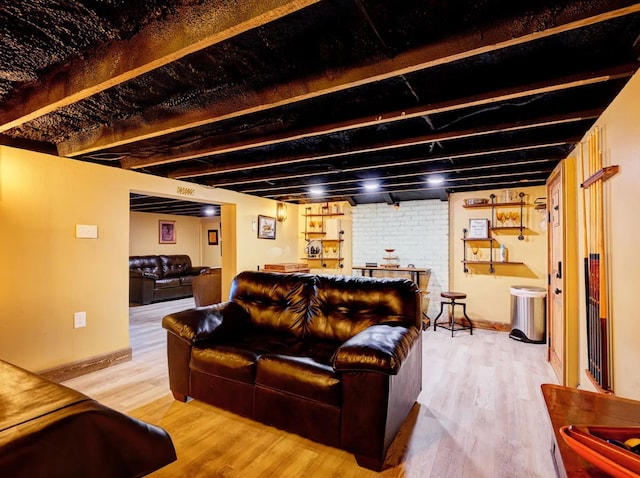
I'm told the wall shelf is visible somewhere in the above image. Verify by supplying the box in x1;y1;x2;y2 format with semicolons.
462;260;524;265
304;257;344;268
303;213;345;217
463;192;528;240
462;192;531;274
462;237;495;243
302;204;344;269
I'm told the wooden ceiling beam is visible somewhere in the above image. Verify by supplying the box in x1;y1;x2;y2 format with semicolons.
263;169;552;199
0;0;320;133
169;109;598;179
382;194;395;205
238;158;557;194
268;176;549;202
57;1;640;158
208;144;564;188
127;64;633;171
0;134;57;155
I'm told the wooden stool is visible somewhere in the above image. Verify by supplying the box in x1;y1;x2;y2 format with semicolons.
432;292;473;336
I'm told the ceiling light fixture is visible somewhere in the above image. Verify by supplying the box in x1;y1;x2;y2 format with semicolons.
427;176;444;185
364;181;380;191
276;202;287;222
309;187;324;195
203;206;216;216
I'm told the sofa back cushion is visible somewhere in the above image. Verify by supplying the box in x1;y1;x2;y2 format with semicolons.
308;275;420;342
229;271;315;338
161;255;193;278
129;256;162;277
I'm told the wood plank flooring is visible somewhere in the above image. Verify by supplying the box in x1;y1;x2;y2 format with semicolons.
62;298;559;477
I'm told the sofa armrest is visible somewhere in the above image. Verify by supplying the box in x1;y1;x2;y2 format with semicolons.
332;324;420;374
129;270;160;280
161;301;250;344
187;266;210;275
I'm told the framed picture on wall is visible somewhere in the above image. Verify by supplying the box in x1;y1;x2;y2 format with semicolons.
159;220;176;244
257;215;276;239
208;229;219;245
468;218;490;239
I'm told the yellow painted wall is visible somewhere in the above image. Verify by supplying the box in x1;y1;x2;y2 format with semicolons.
201;216;222;267
574;70;640;398
0;146;300;372
129;211;205;263
449;185;548;325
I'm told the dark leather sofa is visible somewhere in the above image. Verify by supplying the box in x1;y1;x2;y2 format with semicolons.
0;359;176;477
129;254;209;305
162;270;423;470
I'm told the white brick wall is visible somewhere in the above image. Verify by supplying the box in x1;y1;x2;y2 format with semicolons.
352;200;449;318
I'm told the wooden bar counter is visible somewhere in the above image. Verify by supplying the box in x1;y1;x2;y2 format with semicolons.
542;383;640;477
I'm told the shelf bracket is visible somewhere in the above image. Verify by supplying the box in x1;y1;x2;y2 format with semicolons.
518;191;525;240
462;228;469;273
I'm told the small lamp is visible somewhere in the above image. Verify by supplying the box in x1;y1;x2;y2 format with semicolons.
276;202;287;222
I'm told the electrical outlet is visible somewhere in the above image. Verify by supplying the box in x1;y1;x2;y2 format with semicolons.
74;311;87;328
75;224;98;239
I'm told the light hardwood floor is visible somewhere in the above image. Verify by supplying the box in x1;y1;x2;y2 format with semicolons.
63;298;559;477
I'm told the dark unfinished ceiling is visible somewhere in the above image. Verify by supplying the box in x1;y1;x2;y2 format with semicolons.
2;1;640;208
129;193;220;217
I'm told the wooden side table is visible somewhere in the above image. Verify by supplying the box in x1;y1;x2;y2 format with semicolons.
542;384;640;477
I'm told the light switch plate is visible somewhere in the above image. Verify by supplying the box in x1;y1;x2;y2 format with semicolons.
74;311;86;328
76;224;98;238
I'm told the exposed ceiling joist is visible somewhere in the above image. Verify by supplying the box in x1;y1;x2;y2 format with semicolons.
169;111;594;180
0;0;319;134
3;1;639;208
119;65;631;172
57;1;640;159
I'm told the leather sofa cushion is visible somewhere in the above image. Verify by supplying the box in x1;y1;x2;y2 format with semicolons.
161;255;193;278
190;331;300;383
129;255;162;277
179;276;195;286
191;345;258;384
229;271;315;338
155;278;181;289
308;275;420;342
256;354;341;406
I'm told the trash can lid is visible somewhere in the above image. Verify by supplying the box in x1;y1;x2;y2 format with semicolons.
510;285;547;297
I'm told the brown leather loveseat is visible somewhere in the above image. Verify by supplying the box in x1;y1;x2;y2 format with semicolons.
162;270;422;470
129;254;209;305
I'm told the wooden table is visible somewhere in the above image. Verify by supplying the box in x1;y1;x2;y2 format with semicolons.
352;266;430;288
263;263;310;273
542;383;640;477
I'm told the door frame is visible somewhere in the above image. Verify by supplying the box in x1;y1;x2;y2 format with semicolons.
546;158;580;387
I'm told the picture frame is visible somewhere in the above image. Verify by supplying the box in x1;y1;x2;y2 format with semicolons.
468;218;490;239
159;220;176;244
207;229;219;245
257;215;276;240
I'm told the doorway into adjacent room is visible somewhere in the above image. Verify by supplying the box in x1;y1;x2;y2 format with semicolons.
128;193;223;350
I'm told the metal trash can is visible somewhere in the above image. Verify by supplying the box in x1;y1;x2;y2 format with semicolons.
509;285;547;344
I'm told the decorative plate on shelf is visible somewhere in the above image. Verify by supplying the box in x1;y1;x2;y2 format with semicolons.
560;425;640;477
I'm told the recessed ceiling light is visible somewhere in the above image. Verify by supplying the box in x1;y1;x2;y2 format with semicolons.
427;176;444;185
364;181;379;191
309;187;324;195
203;206;216;216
